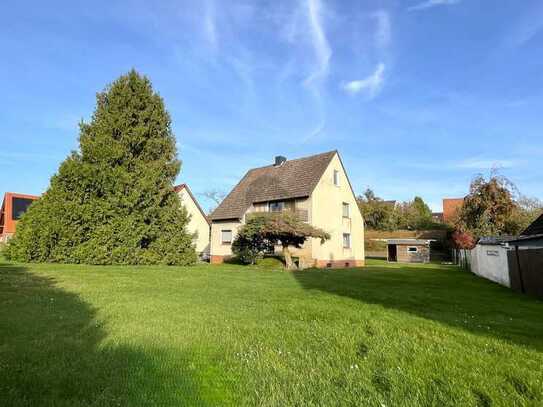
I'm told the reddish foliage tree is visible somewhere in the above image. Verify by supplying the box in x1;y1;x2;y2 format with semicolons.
451;230;476;250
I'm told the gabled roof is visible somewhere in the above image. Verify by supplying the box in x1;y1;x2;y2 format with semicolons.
210;151;337;221
173;183;210;225
522;212;543;236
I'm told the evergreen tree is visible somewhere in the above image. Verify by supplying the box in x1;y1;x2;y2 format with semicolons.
5;70;197;265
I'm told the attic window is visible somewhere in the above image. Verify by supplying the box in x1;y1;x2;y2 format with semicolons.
333;170;340;186
269;201;284;212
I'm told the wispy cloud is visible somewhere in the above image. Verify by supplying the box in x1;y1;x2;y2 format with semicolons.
341;63;385;99
371;10;391;50
202;0;218;50
505;3;543;47
455;158;516;170
408;0;461;12
303;0;332;86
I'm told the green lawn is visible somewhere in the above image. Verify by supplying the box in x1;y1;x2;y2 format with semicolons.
1;259;542;406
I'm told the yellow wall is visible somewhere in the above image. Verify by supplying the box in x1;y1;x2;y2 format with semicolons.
210;220;241;256
309;154;365;263
177;188;210;254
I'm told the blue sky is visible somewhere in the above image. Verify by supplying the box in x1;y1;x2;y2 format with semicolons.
1;0;542;212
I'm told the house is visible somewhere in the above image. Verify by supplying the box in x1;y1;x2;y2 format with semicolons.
507;212;543;249
442;198;464;223
0;192;40;243
386;239;432;263
174;184;210;258
208;151;365;268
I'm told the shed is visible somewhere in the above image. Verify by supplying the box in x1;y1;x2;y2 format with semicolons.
386;239;432;263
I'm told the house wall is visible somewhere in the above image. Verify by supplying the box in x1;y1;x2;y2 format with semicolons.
310;154;365;267
177;188;210;255
470;244;510;287
396;244;430;263
210;220;241;263
0;193;39;241
443;198;464;223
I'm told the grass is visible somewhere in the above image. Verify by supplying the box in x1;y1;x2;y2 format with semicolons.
1;259;542;406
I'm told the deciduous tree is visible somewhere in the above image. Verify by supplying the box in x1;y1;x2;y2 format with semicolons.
232;212;329;269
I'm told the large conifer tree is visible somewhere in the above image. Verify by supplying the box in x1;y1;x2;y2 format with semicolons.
6;70;197;265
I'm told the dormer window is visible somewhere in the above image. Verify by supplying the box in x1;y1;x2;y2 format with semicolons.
333;170;340;186
269;201;284;212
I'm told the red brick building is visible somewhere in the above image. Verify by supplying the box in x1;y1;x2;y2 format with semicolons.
0;192;40;242
442;198;464;224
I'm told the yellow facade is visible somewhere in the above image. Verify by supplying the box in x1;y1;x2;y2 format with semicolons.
209;152;365;267
177;187;210;255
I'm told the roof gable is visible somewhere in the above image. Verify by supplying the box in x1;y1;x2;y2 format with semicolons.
174;184;210;225
210;151;337;220
522;212;543;236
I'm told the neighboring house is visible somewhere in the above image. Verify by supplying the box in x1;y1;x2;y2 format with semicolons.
0;192;40;243
508;212;543;248
174;184;210;257
208;151;365;268
386;239;432;263
442;198;464;223
432;212;444;223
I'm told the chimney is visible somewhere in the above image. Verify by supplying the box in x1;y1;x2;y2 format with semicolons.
274;156;287;166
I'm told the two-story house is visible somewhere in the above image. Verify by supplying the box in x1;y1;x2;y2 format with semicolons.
209;151;365;268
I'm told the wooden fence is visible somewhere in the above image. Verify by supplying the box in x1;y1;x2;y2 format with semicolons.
452;249;471;271
507;248;543;299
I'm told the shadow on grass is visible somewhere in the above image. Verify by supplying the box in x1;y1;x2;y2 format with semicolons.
292;261;543;352
0;262;214;407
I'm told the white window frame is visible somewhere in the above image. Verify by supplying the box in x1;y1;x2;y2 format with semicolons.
342;233;351;249
333;170;340;186
407;246;418;253
342;202;350;218
221;230;233;245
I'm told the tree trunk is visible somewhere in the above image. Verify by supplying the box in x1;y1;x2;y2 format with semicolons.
282;244;296;270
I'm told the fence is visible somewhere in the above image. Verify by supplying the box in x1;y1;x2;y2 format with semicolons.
452;249;471;270
507;248;543;299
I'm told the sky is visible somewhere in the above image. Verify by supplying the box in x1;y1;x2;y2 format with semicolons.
1;0;542;212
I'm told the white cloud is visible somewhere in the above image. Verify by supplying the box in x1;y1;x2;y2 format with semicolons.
371;10;391;50
341;63;385;98
455;159;516;170
303;0;332;86
408;0;461;12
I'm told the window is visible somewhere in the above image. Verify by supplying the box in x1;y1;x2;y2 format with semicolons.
221;230;232;244
12;197;34;220
407;246;418;253
342;202;350;218
333;170;340;186
343;233;351;249
269;201;284;212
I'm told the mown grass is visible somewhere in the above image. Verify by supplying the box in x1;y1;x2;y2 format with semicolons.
1;258;542;406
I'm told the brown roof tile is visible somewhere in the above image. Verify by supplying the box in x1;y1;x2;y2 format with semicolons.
210;151;337;220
